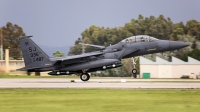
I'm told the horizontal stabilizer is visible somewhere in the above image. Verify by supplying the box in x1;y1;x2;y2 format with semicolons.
17;66;40;71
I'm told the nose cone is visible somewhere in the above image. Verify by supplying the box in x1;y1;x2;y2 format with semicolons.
169;41;189;50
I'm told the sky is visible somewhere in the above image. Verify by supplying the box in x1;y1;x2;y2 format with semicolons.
1;0;200;49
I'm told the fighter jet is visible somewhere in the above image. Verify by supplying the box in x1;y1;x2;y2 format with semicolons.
17;35;189;81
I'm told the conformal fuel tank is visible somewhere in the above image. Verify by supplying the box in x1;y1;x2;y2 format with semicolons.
60;59;120;71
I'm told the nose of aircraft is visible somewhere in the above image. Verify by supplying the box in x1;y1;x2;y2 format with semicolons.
169;41;190;50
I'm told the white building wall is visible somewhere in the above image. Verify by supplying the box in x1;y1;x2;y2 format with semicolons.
158;65;172;78
171;65;200;78
140;65;158;78
139;56;200;78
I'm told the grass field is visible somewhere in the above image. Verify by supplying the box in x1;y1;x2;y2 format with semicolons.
0;74;76;78
0;89;200;112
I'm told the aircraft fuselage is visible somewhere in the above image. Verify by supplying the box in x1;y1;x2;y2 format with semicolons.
18;35;189;81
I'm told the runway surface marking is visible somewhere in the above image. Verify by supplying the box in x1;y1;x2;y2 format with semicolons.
0;78;200;89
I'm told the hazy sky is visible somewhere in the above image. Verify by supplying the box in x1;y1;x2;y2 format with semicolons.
1;0;200;48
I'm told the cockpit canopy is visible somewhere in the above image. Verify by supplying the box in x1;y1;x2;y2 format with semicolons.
121;35;159;43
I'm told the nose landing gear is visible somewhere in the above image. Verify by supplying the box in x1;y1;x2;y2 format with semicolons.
132;68;137;74
131;57;138;78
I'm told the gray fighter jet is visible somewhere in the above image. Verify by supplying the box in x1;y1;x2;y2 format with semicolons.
18;35;189;81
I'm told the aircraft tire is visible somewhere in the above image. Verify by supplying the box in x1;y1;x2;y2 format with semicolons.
35;72;40;76
27;71;31;76
132;69;137;74
80;73;90;81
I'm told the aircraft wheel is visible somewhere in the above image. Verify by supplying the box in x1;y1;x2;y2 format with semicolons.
27;71;31;76
80;73;90;81
35;72;40;76
132;69;137;74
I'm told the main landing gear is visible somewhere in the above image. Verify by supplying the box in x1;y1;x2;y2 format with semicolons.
80;73;90;81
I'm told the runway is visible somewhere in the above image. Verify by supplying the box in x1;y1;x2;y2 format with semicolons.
0;78;200;89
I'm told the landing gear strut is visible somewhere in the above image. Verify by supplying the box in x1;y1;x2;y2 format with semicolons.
131;57;138;78
80;73;90;81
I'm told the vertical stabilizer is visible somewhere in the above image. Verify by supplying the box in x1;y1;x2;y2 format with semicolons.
19;36;51;69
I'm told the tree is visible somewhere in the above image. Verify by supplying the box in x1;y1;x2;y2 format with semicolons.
68;15;200;76
2;22;26;59
171;28;184;40
191;41;197;49
180;49;200;61
186;20;200;40
53;51;65;57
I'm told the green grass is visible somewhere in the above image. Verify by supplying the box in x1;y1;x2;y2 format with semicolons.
0;89;200;112
0;74;77;78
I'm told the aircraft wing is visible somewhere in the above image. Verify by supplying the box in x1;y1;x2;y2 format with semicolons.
50;52;103;61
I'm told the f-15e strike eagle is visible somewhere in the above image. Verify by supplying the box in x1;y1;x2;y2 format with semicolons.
17;35;189;81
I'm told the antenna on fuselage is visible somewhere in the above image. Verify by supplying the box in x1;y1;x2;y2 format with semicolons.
79;42;85;54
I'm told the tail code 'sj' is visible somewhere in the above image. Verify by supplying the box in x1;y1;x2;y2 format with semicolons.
19;36;50;68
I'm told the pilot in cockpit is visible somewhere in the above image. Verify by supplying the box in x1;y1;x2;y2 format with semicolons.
141;37;145;42
126;39;129;43
121;35;158;43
